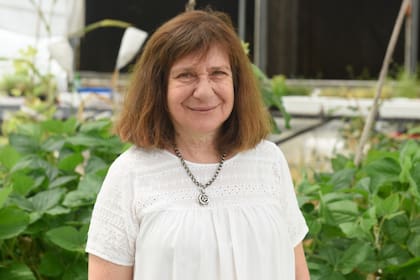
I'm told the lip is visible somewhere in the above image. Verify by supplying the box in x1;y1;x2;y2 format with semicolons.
187;105;218;112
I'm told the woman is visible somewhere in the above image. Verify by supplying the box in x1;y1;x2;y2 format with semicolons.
86;9;310;280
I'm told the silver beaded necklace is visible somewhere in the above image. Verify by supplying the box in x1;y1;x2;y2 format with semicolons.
173;145;226;206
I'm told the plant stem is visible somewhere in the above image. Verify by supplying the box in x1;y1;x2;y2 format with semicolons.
354;0;411;166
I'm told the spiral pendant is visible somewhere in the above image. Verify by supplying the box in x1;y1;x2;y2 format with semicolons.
198;192;209;206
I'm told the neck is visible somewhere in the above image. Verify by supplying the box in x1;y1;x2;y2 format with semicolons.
173;133;220;163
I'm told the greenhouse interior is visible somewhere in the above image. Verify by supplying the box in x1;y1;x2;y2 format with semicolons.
0;0;419;279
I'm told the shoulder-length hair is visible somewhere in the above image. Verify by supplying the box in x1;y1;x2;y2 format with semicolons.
115;9;271;154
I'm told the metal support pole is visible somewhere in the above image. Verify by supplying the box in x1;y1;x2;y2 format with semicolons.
405;0;418;74
254;0;267;72
238;0;246;41
410;0;419;74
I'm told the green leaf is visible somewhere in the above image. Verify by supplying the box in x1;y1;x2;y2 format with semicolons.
10;171;36;196
380;244;411;266
339;222;364;239
12;155;58;181
40;135;66;152
0;263;36;280
39;252;64;277
63;173;103;207
41;117;77;134
364;157;401;193
79;118;111;135
327;200;359;223
58;153;84;171
374;193;400;218
49;175;78;189
0;145;21;169
0;206;30;239
337;241;371;274
46;205;71;216
407;233;420;257
383;215;410;244
328;168;355;190
66;134;111;148
0;186;13;208
8;133;40;154
46;226;86;252
85;155;108;174
62;258;88;280
29;188;66;213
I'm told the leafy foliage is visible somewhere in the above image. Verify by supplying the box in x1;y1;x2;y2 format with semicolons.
0;117;127;279
300;139;420;279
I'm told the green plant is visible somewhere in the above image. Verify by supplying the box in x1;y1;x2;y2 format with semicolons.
0;117;128;279
0;46;57;101
299;138;420;279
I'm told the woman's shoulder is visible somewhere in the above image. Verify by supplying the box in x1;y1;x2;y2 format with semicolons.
108;146;172;174
246;139;284;159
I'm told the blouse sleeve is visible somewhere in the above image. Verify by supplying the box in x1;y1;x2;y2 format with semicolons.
85;154;139;266
273;146;308;247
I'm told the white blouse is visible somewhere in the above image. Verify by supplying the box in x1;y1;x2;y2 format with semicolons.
86;140;308;280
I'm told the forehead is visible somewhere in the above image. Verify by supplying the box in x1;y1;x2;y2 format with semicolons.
171;44;230;69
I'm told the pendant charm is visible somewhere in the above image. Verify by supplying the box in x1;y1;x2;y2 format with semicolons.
198;192;209;206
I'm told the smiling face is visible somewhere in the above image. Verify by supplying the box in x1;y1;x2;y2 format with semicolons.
167;44;234;139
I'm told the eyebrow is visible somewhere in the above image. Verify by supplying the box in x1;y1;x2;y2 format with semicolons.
170;65;231;74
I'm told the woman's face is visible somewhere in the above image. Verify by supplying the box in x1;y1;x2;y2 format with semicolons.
167;44;234;138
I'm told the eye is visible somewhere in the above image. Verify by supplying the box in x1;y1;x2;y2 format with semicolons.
211;70;228;77
175;72;197;82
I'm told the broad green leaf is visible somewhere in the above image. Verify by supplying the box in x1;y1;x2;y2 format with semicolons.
407;233;420;256
41;117;77;134
379;244;411;266
58;153;84;171
0;186;12;208
12;155;59;181
66;134;111;148
85;155;108;174
364;157;400;193
410;218;420;233
46;205;71;215
337;241;371;274
374;194;400;217
10;172;36;196
411;162;420;188
39;252;64;277
79;118;111;134
62;259;88;280
383;215;410;244
386;257;420;278
49;175;78;189
339;222;364;239
46;226;85;252
307;217;322;236
327;200;359;223
0;263;36;280
40;135;66;152
331;154;352;171
0;145;21;169
15;122;42;139
328;168;355;190
9;133;40;154
29;188;66;213
318;246;342;266
63;173;103;207
0;206;30;239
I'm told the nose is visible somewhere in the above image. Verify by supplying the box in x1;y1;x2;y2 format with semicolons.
193;76;214;100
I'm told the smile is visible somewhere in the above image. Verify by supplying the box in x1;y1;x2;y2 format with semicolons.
188;105;218;112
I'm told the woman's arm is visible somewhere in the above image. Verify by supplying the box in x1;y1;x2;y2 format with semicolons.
88;254;133;280
294;242;310;280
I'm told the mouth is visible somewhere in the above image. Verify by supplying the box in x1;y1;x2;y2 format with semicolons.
187;105;218;112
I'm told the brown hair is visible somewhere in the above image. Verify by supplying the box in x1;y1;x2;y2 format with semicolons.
115;9;271;153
